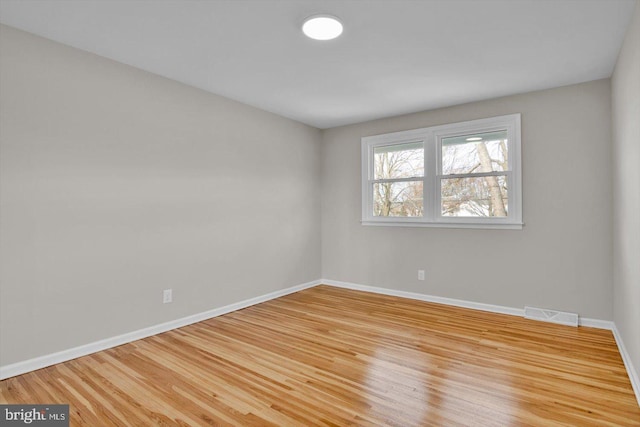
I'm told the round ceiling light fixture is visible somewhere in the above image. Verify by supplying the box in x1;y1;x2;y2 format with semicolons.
302;15;343;40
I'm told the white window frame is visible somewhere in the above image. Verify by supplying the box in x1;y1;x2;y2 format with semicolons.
361;114;522;229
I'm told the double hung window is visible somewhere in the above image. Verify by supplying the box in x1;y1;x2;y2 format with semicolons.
361;114;522;229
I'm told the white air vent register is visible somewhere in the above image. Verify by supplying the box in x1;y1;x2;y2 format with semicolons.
524;306;579;327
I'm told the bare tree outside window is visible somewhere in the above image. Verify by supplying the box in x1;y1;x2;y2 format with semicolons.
362;114;521;228
373;143;423;217
441;131;509;217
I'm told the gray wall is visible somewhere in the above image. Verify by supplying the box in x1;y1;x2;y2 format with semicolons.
321;79;613;320
612;0;640;385
0;25;322;365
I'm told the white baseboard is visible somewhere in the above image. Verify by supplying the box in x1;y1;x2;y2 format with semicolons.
323;279;615;330
0;279;321;380
612;324;640;407
323;279;525;317
579;317;615;329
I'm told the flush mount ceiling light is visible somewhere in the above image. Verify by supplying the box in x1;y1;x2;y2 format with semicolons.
302;15;343;40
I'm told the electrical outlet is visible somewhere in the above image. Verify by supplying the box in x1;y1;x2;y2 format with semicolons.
163;289;172;304
418;270;425;281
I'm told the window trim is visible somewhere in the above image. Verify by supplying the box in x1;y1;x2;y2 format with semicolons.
361;114;522;229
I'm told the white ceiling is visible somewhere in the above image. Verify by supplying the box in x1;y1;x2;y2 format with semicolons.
0;0;635;129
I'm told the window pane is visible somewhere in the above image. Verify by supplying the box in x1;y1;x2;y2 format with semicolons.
441;175;508;217
442;130;508;175
374;181;423;217
374;142;424;179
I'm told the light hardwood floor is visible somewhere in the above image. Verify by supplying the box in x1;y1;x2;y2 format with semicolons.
1;285;639;426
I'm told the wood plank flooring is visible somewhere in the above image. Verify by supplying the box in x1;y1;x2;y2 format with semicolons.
1;285;639;426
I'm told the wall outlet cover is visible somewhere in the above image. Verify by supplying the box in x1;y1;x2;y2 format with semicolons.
163;289;173;304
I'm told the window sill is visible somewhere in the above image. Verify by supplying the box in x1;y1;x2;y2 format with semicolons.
361;220;524;230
